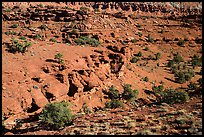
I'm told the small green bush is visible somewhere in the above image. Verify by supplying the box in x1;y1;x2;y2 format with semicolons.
105;99;123;109
136;23;141;28
130;56;140;63
108;85;120;99
173;53;183;64
144;76;149;82
167;60;175;67
158;88;189;104
152;85;164;92
137;51;142;57
138;32;142;37
5;31;17;35
187;82;197;90
147;34;154;43
8;38;32;53
131;38;137;44
10;24;18;28
19;36;26;40
122;84;139;100
40;24;47;30
74;36;100;47
50;38;57;43
155;52;161;60
191;54;202;68
39;101;74;130
174;70;194;84
177;39;185;46
55;53;64;64
34;34;42;40
144;47;149;51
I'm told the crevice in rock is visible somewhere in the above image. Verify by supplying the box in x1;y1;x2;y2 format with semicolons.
45;92;56;101
67;80;78;97
27;99;40;113
55;74;64;83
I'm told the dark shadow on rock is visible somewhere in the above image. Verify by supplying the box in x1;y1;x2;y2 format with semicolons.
45;59;58;63
164;77;176;83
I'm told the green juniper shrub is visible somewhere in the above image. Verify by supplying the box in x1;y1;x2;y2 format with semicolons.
5;31;17;35
173;53;183;64
105;99;123;109
10;24;18;28
167;60;175;67
155;52;161;60
74;36;100;47
138;32;142;37
8;38;32;53
174;70;194;84
147;34;154;43
144;76;149;82
144;47;149;51
39;101;74;130
122;84;139;100
34;34;42;40
55;53;64;64
19;36;26;40
137;51;142;57
152;85;164;93
191;54;202;68
49;38;57;43
187;82;197;90
40;24;47;30
130;56;140;63
108;85;120;99
158;88;189;104
131;38;137;44
177;39;185;46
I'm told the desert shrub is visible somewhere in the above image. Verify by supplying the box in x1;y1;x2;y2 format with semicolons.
191;54;202;68
74;36;100;47
105;99;123;109
130;56;140;63
108;85;120;99
8;38;32;53
49;38;57;43
167;60;175;67
174;70;194;84
19;36;26;40
33;34;42;40
144;47;149;51
177;39;185;46
144;76;149;82
136;23;141;28
122;84;139;100
155;52;161;60
136;51;142;57
5;31;17;35
173;53;183;64
39;101;74;130
131;38;137;44
152;85;164;92
158;88;189;104
138;32;142;37
82;102;92;114
40;24;47;30
147;34;154;43
10;24;18;28
187;82;197;90
55;53;64;64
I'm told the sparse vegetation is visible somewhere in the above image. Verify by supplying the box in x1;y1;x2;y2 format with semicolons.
105;99;123;109
5;31;17;35
177;39;185;46
158;88;189;104
173;53;183;64
174;70;194;84
19;36;26;40
33;34;42;40
55;53;64;64
10;24;18;28
39;101;74;130
7;38;32;53
155;52;161;60
152;85;164;93
108;85;120;99
136;23;141;28
40;24;47;30
136;51;142;57
191;54;202;68
50;38;57;43
147;34;154;43
130;56;140;63
131;38;137;44
144;47;149;51
144;76;149;82
122;84;139;100
138;32;142;37
74;36;101;47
